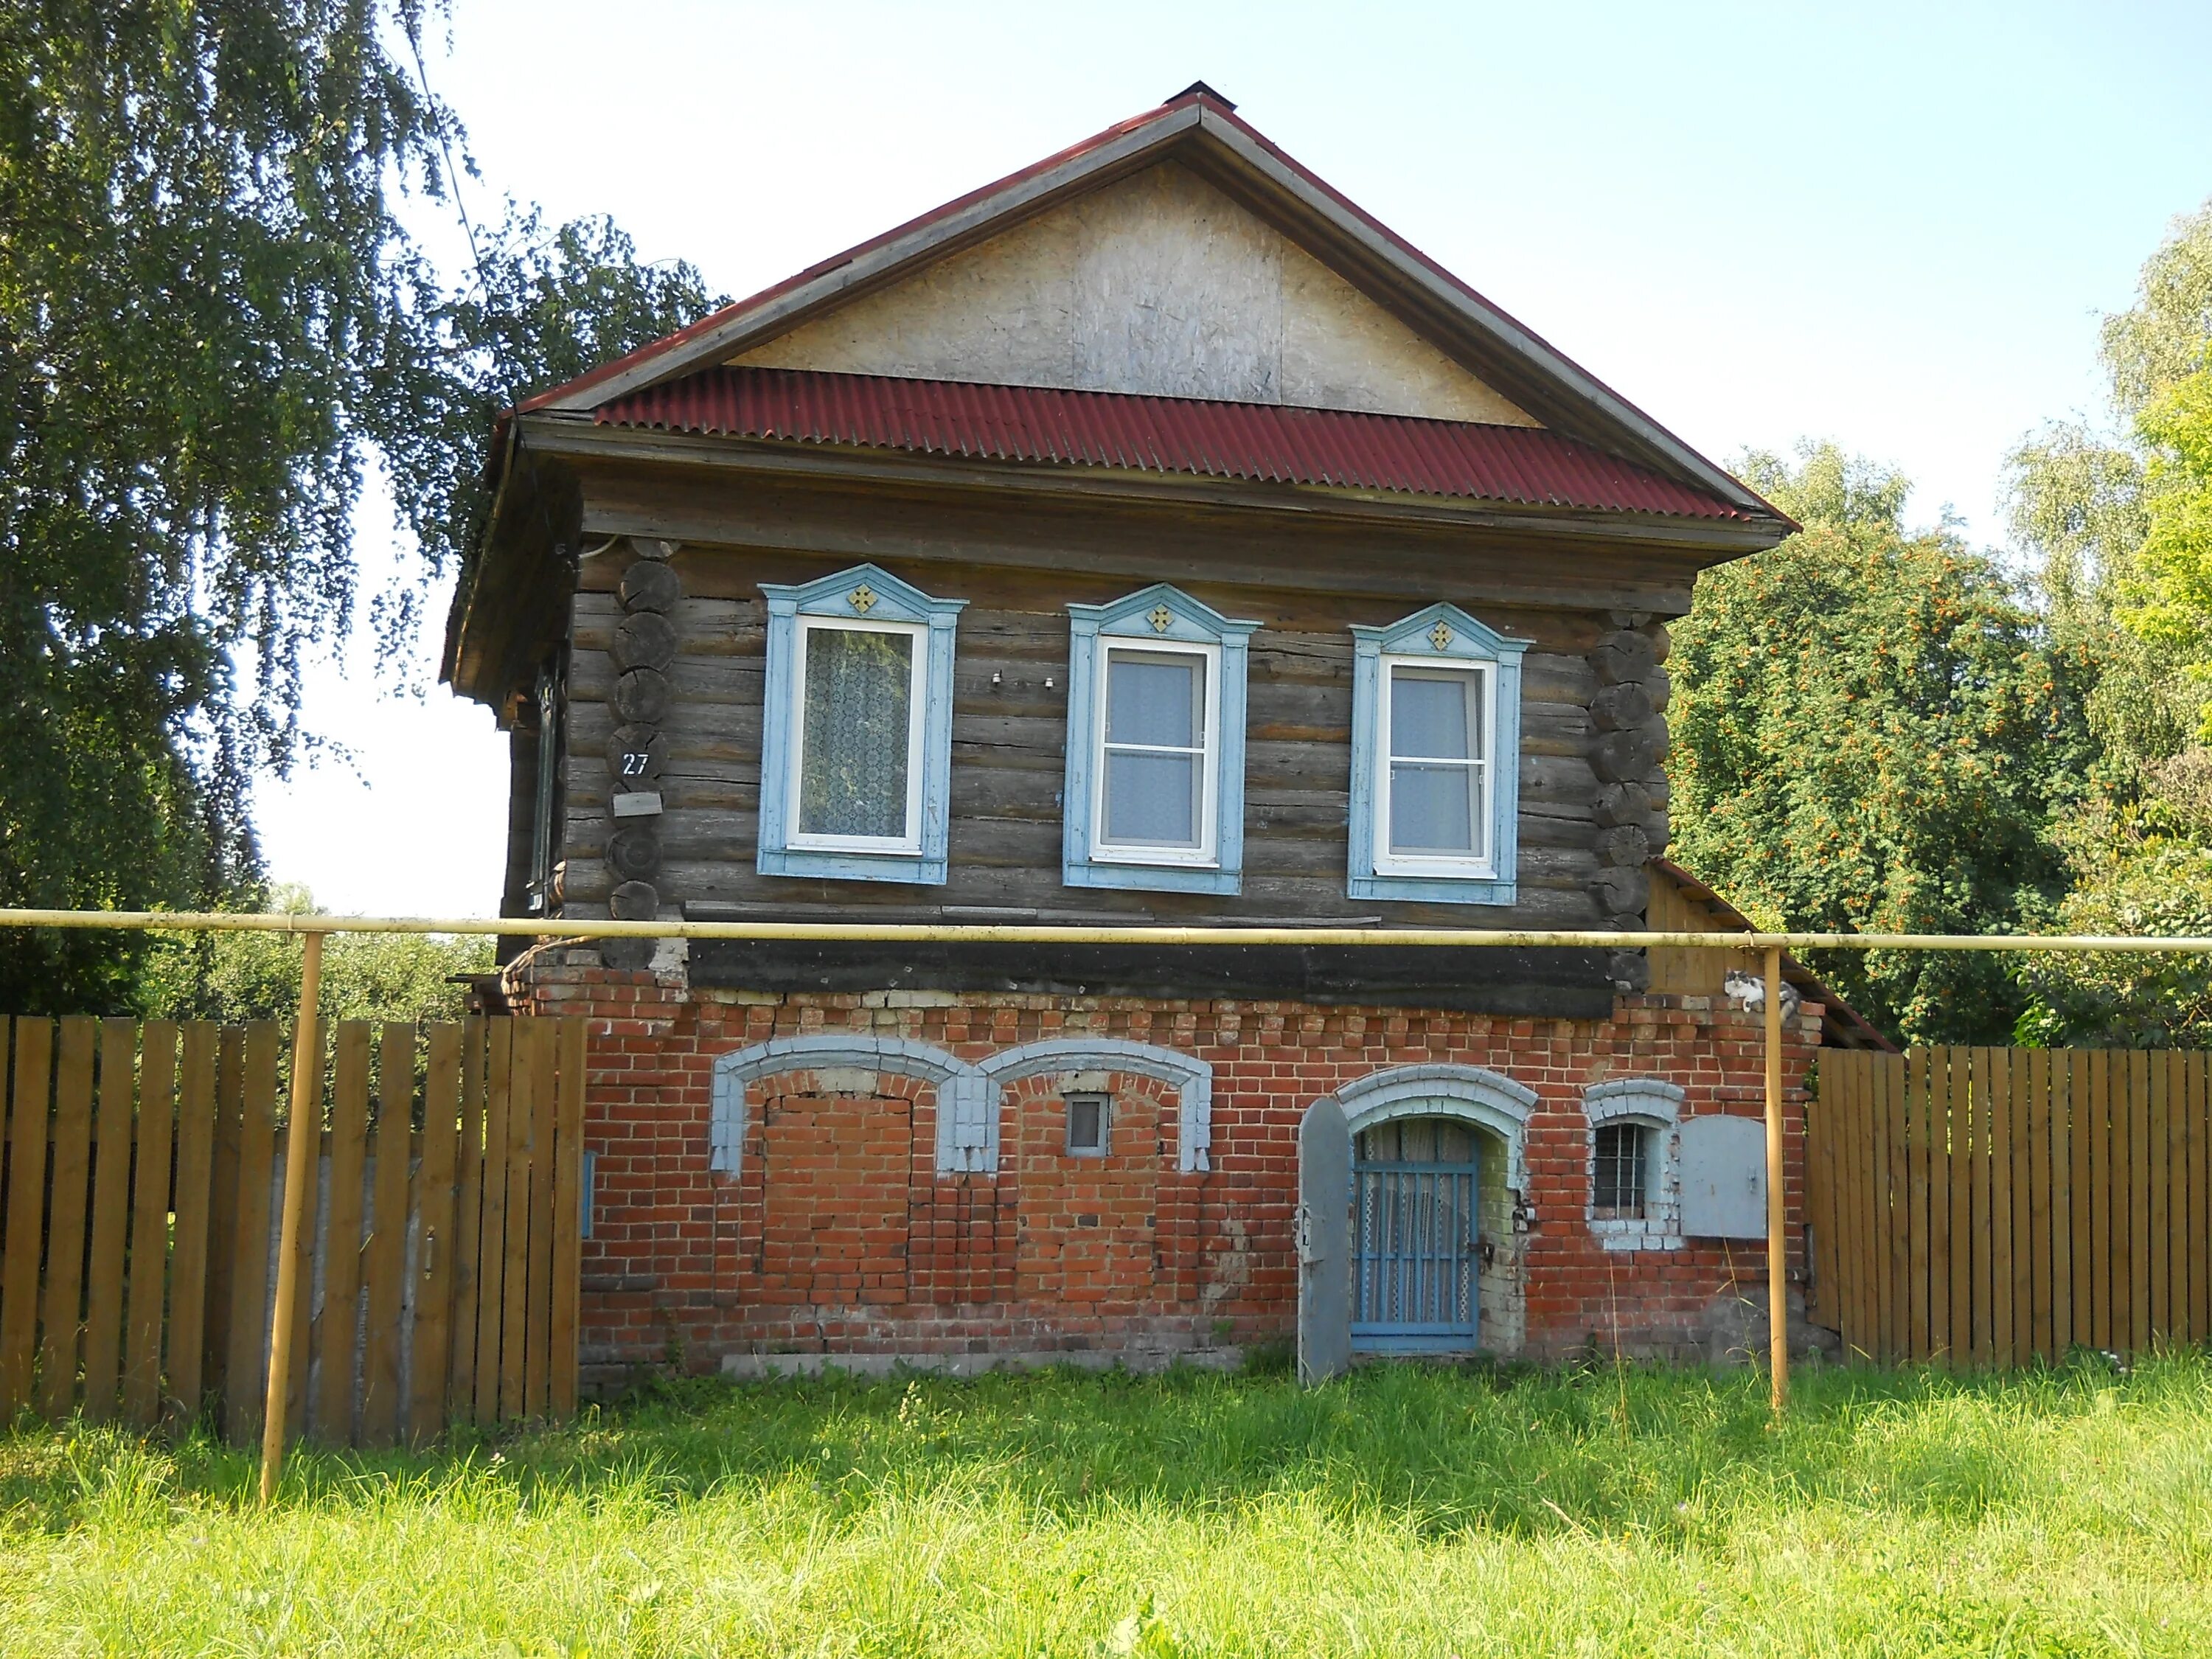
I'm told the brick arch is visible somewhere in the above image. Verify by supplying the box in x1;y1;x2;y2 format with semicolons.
1329;1062;1537;1191
709;1034;975;1178
979;1038;1214;1172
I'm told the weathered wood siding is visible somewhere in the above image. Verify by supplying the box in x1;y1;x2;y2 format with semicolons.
557;549;1622;929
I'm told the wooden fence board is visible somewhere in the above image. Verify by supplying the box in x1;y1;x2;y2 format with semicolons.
2008;1049;2032;1369
500;1022;540;1421
1963;1050;1986;1363
1837;1054;1864;1355
1884;1053;1909;1363
201;1026;244;1403
316;1022;373;1444
80;1020;138;1420
2128;1051;2151;1352
2089;1051;2112;1352
448;1018;486;1421
549;1018;588;1420
473;1020;513;1425
2166;1051;2188;1343
2051;1052;2075;1353
167;1023;218;1421
358;1024;412;1446
2027;1049;2053;1361
2150;1052;2171;1340
223;1023;279;1442
1;1020;54;1416
35;1020;97;1418
410;1023;462;1445
2185;1057;2203;1345
1907;1048;1932;1360
122;1021;178;1425
1985;1048;2011;1366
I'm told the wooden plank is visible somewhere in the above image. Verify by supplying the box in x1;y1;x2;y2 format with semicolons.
526;1021;562;1418
546;1022;584;1425
2044;1057;2062;1354
0;1021;54;1419
1832;1054;1859;1355
1816;1058;1843;1337
35;1020;97;1419
201;1026;243;1404
358;1024;414;1447
2166;1051;2188;1345
2087;1051;2111;1350
166;1023;219;1422
1986;1048;2012;1366
2192;1051;2210;1345
448;1019;487;1420
122;1021;178;1427
1854;1055;1877;1358
223;1023;280;1442
1885;1052;1910;1363
2008;1049;2032;1368
316;1021;374;1444
80;1020;139;1420
2149;1051;2172;1340
1973;1053;2008;1363
501;1022;542;1421
473;1020;514;1424
1907;1048;1932;1362
2126;1049;2146;1353
409;1023;464;1445
1804;1061;1832;1332
2028;1048;2053;1363
1944;1047;1969;1361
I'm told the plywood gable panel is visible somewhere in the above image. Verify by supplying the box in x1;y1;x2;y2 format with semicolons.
730;162;1538;428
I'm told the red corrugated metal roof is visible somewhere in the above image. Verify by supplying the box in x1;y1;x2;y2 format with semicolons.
592;367;1753;521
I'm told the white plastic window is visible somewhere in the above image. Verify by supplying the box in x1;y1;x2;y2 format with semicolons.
1093;641;1219;865
788;616;927;855
1377;658;1493;875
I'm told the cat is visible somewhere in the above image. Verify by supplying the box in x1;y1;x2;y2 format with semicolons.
1723;968;1803;1024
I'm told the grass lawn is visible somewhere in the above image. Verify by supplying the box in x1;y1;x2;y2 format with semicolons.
3;1354;2210;1657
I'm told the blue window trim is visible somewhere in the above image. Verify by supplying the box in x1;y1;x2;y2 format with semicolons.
757;563;965;885
1062;584;1259;897
1348;602;1528;905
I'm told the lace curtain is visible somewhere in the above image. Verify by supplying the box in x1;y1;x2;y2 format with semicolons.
799;627;914;838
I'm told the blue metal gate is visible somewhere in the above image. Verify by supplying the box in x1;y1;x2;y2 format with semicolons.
1352;1120;1481;1352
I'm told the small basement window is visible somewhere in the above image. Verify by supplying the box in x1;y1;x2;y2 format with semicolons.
1065;1092;1110;1158
1592;1121;1649;1218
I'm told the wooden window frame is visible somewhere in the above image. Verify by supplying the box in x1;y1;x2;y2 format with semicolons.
757;563;966;886
1062;583;1259;897
1371;655;1496;880
1090;639;1222;869
1348;602;1528;906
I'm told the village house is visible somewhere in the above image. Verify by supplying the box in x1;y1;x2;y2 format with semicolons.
446;85;1876;1384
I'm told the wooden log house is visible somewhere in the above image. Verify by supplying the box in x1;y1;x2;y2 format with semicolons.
448;85;1851;1377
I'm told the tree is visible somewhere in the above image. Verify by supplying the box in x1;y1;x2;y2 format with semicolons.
1668;444;2094;1046
139;885;491;1026
2006;203;2212;1045
0;4;722;1014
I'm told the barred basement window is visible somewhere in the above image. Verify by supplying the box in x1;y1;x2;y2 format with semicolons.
1592;1122;1649;1218
1065;1093;1110;1158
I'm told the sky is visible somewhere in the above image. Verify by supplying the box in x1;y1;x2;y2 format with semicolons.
251;0;2212;917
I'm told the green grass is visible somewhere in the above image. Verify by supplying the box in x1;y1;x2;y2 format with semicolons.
4;1353;2211;1657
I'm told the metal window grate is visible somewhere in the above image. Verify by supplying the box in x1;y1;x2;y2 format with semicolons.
1593;1122;1648;1217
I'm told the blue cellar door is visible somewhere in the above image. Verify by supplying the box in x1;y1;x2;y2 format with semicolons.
1351;1117;1481;1352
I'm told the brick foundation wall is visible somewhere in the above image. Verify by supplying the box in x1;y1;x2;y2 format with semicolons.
510;952;1819;1386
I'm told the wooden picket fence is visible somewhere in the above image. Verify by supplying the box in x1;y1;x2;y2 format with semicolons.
1813;1048;2212;1365
0;1015;586;1443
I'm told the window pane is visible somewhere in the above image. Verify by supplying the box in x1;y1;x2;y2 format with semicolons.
1391;668;1478;760
1107;652;1202;748
1390;761;1480;854
1103;750;1198;846
1594;1123;1647;1215
798;626;914;839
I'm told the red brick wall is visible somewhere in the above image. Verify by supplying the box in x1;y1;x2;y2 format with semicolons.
512;954;1820;1382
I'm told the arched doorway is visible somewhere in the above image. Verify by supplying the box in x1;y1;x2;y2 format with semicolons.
1351;1116;1483;1352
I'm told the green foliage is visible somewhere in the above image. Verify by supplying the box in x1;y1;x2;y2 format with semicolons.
0;6;722;1012
6;1359;2212;1654
2006;204;2212;1044
136;886;490;1025
1670;443;2093;1046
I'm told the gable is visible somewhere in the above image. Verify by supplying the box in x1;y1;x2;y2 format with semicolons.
730;162;1538;427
